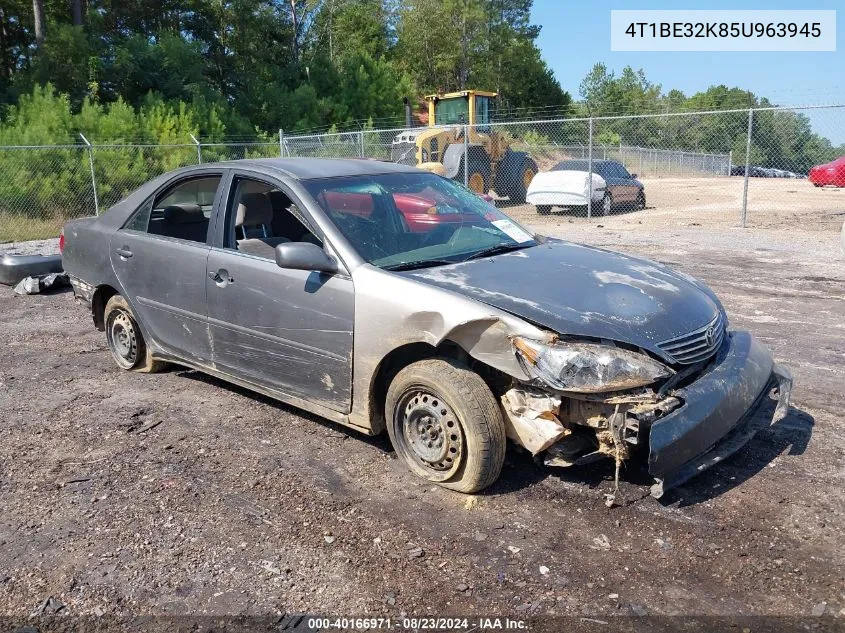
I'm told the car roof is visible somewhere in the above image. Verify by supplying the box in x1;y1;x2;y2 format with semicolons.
557;159;617;165
175;157;420;180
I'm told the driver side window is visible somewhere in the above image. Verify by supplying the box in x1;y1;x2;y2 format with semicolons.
224;177;321;260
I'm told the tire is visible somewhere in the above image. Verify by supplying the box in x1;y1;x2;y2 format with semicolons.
385;358;506;494
104;295;166;373
507;157;537;204
635;190;646;211
467;169;489;194
536;205;552;215
454;147;491;195
592;192;611;217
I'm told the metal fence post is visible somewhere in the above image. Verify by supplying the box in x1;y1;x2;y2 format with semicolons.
728;150;733;176
279;129;285;157
463;124;469;188
359;130;365;158
587;117;593;220
741;108;753;227
190;133;202;164
79;133;99;216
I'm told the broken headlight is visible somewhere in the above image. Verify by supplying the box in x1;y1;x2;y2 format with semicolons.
512;337;673;393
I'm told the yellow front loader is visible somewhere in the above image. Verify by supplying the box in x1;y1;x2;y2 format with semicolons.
391;90;538;203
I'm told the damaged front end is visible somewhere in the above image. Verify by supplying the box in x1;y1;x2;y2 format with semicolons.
500;331;792;498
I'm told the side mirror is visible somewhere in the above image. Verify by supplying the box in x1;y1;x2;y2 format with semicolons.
275;242;338;274
630;173;638;179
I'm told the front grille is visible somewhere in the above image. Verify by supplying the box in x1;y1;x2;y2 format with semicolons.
658;312;726;365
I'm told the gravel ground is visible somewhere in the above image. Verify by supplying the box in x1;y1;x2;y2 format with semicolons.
1;178;844;629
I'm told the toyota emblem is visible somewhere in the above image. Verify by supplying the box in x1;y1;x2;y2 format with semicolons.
704;326;715;347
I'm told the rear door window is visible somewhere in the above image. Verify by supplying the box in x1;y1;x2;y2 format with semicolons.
126;175;222;243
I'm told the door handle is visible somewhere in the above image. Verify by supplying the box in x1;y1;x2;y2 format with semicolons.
208;269;234;285
115;247;133;259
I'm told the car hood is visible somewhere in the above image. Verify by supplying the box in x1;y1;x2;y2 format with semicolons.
399;239;722;361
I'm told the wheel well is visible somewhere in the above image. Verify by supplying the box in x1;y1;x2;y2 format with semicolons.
368;340;511;434
92;285;119;331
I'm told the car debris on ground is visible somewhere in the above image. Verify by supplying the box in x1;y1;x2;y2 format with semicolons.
13;272;69;295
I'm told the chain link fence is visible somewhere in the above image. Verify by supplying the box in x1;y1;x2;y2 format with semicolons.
1;105;842;243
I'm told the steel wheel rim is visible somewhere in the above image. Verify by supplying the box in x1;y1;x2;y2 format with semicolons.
107;309;138;369
469;172;485;193
603;194;611;214
396;388;463;481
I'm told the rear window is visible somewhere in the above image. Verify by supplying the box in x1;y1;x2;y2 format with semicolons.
554;160;590;172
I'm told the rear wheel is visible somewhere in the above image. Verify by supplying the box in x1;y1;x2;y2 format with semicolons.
104;295;166;373
386;358;506;493
536;205;552;215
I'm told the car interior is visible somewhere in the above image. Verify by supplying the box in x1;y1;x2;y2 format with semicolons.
226;179;321;259
140;176;221;243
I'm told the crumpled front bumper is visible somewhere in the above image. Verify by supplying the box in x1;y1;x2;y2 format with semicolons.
648;330;792;498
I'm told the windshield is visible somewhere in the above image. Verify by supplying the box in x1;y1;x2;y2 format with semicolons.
434;98;469;125
304;172;537;269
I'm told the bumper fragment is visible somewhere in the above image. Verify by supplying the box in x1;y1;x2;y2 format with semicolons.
0;253;63;286
648;331;792;498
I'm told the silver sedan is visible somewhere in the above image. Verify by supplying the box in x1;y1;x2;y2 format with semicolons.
61;158;791;497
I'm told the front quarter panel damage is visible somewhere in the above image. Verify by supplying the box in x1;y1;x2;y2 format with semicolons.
347;264;552;431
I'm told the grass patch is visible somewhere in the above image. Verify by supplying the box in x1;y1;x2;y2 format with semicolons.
0;213;66;244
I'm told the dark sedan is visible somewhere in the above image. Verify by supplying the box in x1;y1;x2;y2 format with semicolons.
552;159;645;214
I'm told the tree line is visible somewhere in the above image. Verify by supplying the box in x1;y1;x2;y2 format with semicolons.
0;2;841;175
0;0;568;139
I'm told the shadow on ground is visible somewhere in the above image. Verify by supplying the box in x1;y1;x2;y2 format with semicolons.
171;366;814;508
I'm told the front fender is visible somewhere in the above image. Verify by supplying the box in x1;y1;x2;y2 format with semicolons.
347;264;552;431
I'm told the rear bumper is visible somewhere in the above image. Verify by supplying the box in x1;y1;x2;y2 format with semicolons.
0;253;63;285
648;330;792;498
527;192;591;207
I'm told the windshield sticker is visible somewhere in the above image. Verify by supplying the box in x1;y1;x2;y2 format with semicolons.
492;219;533;243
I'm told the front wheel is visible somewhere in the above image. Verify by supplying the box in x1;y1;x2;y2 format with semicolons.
536;205;552;215
385;358;506;493
635;190;646;211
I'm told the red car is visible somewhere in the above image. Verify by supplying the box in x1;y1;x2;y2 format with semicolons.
320;190;494;233
809;156;845;187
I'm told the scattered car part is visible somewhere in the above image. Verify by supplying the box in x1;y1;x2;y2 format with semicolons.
13;272;69;295
500;388;567;454
0;253;63;286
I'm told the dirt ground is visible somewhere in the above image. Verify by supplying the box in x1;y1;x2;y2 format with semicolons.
507;175;845;231
1;176;844;629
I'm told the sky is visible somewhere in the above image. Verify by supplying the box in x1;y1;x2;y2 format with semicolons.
531;0;844;143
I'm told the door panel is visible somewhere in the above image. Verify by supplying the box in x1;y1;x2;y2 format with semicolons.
205;248;354;412
110;232;212;361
